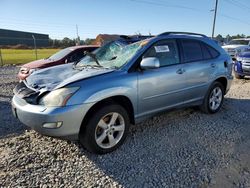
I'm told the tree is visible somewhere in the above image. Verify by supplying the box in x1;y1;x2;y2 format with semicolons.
83;38;95;45
215;34;223;42
61;37;75;47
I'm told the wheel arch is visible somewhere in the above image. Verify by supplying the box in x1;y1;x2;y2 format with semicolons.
79;95;135;135
214;77;227;93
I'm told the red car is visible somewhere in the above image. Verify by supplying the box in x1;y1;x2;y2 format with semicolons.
18;45;99;80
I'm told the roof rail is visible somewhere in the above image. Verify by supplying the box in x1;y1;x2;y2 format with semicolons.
158;32;208;38
119;35;131;39
119;35;154;39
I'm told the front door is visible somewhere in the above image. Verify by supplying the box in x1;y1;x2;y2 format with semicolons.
137;39;187;117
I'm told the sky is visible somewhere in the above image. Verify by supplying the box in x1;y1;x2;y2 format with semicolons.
1;0;250;40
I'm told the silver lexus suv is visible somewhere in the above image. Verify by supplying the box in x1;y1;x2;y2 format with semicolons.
12;32;233;154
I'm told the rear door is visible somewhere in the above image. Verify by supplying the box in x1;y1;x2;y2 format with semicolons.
179;39;220;102
137;39;188;117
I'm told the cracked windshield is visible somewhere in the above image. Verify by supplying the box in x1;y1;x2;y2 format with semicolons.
76;40;144;69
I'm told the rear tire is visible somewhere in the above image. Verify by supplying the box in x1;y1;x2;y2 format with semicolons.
79;104;130;154
200;81;225;114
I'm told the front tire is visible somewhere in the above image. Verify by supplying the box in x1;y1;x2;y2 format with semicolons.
200;82;225;114
79;104;130;154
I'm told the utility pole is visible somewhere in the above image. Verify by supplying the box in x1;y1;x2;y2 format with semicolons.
32;35;38;60
76;24;80;45
212;0;218;38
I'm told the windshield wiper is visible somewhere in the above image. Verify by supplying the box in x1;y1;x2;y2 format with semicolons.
73;58;82;66
109;56;117;60
73;64;103;70
84;51;101;66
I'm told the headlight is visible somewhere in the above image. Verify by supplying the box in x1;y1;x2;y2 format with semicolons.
29;68;36;74
236;49;241;53
19;67;36;74
39;87;79;107
20;67;30;74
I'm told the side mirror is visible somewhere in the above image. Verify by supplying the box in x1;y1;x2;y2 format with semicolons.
140;57;160;69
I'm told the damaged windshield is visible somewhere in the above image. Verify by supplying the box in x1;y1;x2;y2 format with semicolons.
75;40;144;69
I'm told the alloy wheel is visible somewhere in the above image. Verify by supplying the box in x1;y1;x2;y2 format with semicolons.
209;86;222;111
95;112;125;149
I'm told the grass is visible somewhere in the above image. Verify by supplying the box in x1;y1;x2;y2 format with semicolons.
0;49;60;65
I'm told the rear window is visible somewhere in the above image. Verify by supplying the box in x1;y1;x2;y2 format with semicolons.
181;40;203;62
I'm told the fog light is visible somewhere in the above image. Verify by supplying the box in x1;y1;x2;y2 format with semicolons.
43;122;63;129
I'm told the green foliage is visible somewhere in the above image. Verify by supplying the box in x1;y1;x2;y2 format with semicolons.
83;38;95;45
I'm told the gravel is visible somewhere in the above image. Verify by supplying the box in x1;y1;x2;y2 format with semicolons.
0;65;250;188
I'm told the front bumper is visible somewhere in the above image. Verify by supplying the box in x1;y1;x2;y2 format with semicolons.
12;95;94;140
233;61;250;76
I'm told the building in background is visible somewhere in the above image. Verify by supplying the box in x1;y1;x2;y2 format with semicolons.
0;29;49;47
92;34;121;45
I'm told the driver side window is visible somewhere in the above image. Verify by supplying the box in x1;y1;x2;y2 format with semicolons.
143;40;180;67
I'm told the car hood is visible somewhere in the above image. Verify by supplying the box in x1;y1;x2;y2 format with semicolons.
222;45;248;49
22;58;55;69
25;63;114;91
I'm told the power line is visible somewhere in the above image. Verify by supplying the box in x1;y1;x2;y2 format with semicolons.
130;0;250;36
219;13;250;26
0;17;141;31
130;0;202;11
232;0;250;10
224;0;250;11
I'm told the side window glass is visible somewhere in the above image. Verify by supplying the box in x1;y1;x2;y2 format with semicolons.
206;45;220;58
200;43;212;60
181;40;203;62
200;42;220;60
143;40;180;67
68;50;85;62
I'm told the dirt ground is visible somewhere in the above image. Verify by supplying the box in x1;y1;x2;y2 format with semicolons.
0;66;250;187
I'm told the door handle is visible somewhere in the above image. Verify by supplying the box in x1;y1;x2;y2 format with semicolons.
176;68;185;74
211;63;216;68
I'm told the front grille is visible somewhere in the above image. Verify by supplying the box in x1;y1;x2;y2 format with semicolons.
226;48;235;53
13;82;39;104
243;61;250;65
